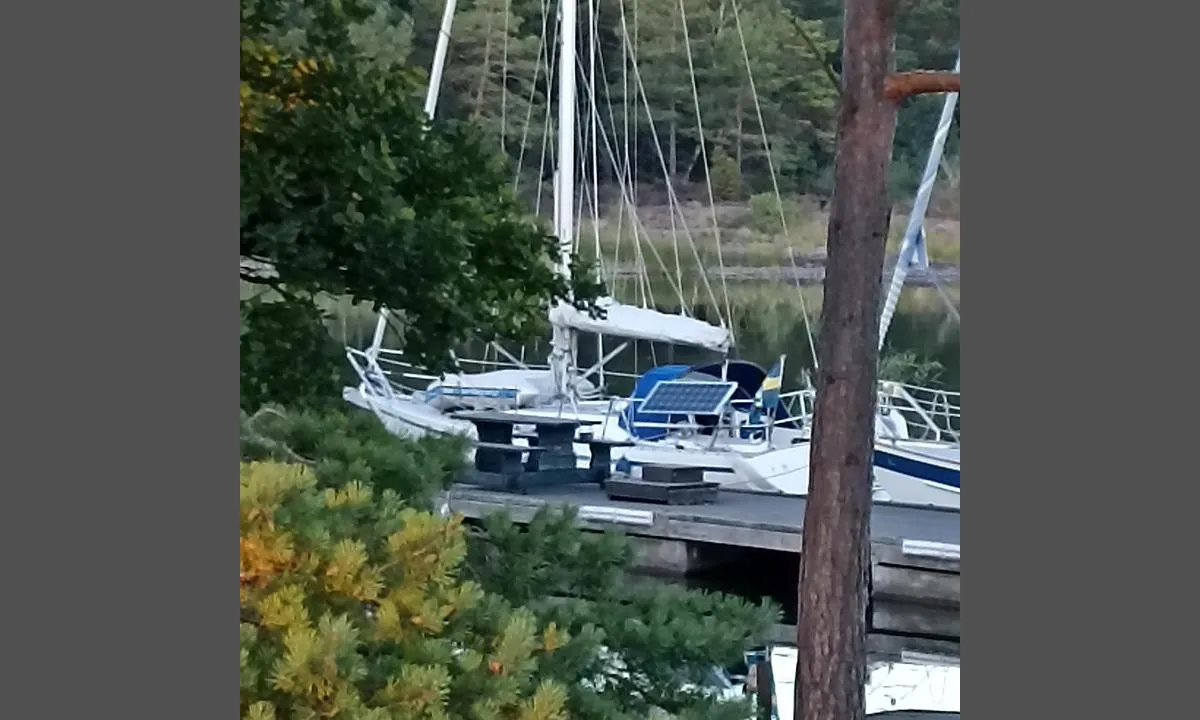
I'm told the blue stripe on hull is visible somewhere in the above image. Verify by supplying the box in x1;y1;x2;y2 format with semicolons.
873;448;961;490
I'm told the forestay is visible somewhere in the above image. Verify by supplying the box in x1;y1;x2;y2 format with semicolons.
548;297;733;354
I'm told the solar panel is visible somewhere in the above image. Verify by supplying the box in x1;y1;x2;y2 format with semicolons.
640;380;738;416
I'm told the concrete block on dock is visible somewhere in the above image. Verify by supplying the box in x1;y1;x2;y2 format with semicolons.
604;476;720;505
642;465;705;485
870;538;960;611
872;564;960;609
628;536;731;575
871;602;959;640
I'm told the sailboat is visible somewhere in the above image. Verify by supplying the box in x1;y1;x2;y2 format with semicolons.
764;645;960;719
725;54;962;505
343;0;960;508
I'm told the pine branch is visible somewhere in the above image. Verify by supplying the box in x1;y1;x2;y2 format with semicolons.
240;407;316;465
782;10;841;94
884;71;960;101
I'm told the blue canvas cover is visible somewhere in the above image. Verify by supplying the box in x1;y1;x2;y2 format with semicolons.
620;364;691;440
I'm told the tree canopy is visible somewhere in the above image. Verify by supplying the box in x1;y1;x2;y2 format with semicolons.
240;0;602;403
411;0;956;198
240;460;573;720
241;409;778;719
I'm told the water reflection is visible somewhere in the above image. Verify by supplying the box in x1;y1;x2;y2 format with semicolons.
764;646;960;720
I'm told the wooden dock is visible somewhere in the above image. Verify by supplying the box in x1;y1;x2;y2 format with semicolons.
443;482;961;641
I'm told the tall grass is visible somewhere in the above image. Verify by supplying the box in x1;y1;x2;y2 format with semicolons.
578;196;962;271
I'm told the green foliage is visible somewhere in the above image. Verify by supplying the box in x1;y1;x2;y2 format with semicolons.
241;296;345;411
708;149;743;202
467;508;778;719
241;407;469;508
240;0;604;382
747;193;807;240
346;2;416;72
780;0;960;194
246;407;778;719
619;0;839;193
747;193;780;235
437;0;954;196
879;350;945;387
436;0;544;155
240;460;571;720
245;0;957;209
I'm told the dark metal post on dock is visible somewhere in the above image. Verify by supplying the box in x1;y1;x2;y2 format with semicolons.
755;654;775;720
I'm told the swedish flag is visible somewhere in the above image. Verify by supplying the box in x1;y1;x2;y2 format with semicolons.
756;355;786;414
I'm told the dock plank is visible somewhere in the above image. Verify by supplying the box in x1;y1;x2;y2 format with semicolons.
444;483;960;548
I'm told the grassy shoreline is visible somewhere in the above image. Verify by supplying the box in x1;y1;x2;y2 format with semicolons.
307;282;958;349
581;199;961;271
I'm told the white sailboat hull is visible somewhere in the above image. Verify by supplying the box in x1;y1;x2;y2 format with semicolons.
344;385;630;467
620;438;959;509
732;442;960;510
344;386;478;439
347;385;960;510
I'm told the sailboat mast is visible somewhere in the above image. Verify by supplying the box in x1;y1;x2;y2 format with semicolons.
369;0;459;356
425;0;459;118
547;0;581;403
877;52;960;351
554;0;578;278
586;0;604;387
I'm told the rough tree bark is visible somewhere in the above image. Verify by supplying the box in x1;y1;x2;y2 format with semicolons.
793;0;898;719
794;2;961;719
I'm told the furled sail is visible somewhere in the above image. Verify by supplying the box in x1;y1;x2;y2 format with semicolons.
548;298;732;353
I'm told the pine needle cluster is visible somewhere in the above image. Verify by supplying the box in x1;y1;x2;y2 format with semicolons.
241;409;779;720
241;461;570;720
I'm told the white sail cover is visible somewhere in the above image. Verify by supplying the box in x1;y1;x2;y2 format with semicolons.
548;298;732;353
423;369;596;411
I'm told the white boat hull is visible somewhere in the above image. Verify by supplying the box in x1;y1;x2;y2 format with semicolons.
614;437;957;509
346;385;959;509
733;440;960;509
344;385;631;468
344;386;478;439
769;645;960;720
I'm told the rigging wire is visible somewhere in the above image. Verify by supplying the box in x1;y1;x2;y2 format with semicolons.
730;0;819;368
614;4;727;328
677;0;736;347
511;0;551;190
500;0;511;154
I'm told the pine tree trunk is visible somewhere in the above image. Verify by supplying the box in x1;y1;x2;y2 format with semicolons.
670;120;678;179
472;6;497;122
794;0;898;719
736;94;744;169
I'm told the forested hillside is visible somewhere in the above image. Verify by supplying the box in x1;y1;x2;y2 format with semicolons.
354;0;958;210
